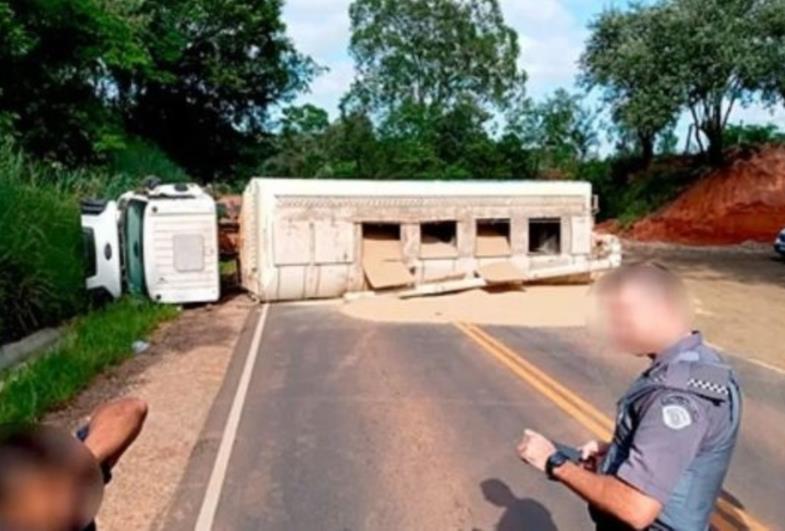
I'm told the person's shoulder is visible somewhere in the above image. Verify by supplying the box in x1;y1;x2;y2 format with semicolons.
638;388;711;433
662;354;735;403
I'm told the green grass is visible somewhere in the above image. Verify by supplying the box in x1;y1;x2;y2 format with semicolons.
0;297;178;425
0;154;87;343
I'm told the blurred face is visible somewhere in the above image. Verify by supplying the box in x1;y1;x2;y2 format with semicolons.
596;281;688;356
0;429;103;531
1;468;82;531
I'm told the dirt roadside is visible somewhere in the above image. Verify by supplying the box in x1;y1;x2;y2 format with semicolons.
45;294;254;531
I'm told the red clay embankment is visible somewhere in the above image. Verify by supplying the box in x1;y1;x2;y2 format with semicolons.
628;146;785;244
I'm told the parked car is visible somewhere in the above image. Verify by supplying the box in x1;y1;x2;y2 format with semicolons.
774;228;785;257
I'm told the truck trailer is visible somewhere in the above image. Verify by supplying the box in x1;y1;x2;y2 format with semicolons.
240;178;621;302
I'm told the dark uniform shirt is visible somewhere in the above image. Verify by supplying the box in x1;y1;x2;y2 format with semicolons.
593;332;741;531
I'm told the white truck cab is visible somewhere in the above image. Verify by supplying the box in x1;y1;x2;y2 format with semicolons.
82;182;220;304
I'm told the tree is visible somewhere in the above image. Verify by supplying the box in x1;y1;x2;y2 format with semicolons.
0;0;149;164
664;0;766;163
507;89;598;178
724;122;785;147
742;0;785;105
346;0;526;117
582;0;785;165
342;0;528;180
124;0;321;179
262;104;331;177
580;5;681;166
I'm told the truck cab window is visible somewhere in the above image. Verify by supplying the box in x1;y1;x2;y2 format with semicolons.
124;200;147;295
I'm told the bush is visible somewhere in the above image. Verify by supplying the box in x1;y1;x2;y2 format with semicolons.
0;298;178;424
580;155;703;226
724;123;785;147
0;162;86;343
107;137;189;193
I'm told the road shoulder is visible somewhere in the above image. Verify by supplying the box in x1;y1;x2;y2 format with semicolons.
46;295;255;531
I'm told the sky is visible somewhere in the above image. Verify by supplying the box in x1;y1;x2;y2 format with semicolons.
281;0;785;142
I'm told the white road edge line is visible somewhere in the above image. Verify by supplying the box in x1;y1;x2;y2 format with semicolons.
746;357;785;376
705;340;785;377
195;304;270;531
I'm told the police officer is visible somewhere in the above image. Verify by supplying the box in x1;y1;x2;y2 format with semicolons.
516;263;741;531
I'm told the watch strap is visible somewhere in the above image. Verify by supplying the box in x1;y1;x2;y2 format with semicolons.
546;450;569;480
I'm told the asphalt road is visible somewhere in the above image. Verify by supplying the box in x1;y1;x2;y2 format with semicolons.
163;303;785;531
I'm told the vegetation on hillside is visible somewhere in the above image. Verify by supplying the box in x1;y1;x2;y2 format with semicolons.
0;298;177;424
2;0;784;186
0;137;187;343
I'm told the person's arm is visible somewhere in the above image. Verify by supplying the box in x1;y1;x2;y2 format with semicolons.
553;461;661;530
519;392;710;529
81;397;148;468
518;430;661;529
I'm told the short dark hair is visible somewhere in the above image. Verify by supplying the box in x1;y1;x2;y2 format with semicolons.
595;262;690;312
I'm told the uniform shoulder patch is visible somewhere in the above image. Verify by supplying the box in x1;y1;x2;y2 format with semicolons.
662;403;693;430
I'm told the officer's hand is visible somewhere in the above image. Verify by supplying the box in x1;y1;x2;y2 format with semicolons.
579;440;609;471
516;429;556;472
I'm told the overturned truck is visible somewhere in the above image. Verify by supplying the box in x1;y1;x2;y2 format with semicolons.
240;178;620;302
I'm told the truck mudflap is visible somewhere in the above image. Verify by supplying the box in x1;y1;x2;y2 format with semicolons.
81;199;122;300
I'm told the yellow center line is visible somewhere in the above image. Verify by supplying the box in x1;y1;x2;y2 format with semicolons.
454;321;769;531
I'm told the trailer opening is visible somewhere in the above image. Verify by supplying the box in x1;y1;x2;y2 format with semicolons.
420;221;458;258
528;218;561;255
476;219;511;257
361;223;413;289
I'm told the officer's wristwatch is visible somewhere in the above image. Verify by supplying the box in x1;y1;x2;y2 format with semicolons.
545;450;570;481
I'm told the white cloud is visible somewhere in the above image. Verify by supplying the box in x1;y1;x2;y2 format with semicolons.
499;0;587;97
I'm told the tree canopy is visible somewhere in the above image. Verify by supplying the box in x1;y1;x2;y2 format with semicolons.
346;0;525;117
0;0;319;178
125;0;321;179
3;0;785;187
580;5;681;164
581;0;785;164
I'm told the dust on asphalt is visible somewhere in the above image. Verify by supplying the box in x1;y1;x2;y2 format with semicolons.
343;241;785;371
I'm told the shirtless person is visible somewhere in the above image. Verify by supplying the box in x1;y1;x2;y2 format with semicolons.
0;398;148;531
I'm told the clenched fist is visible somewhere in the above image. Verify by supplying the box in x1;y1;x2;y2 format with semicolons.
516;429;556;472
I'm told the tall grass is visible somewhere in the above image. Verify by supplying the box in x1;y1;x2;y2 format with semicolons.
0;150;87;343
0;297;178;424
0;137;191;343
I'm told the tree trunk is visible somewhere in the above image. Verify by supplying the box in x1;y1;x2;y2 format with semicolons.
706;101;725;165
638;132;654;168
705;126;725;165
